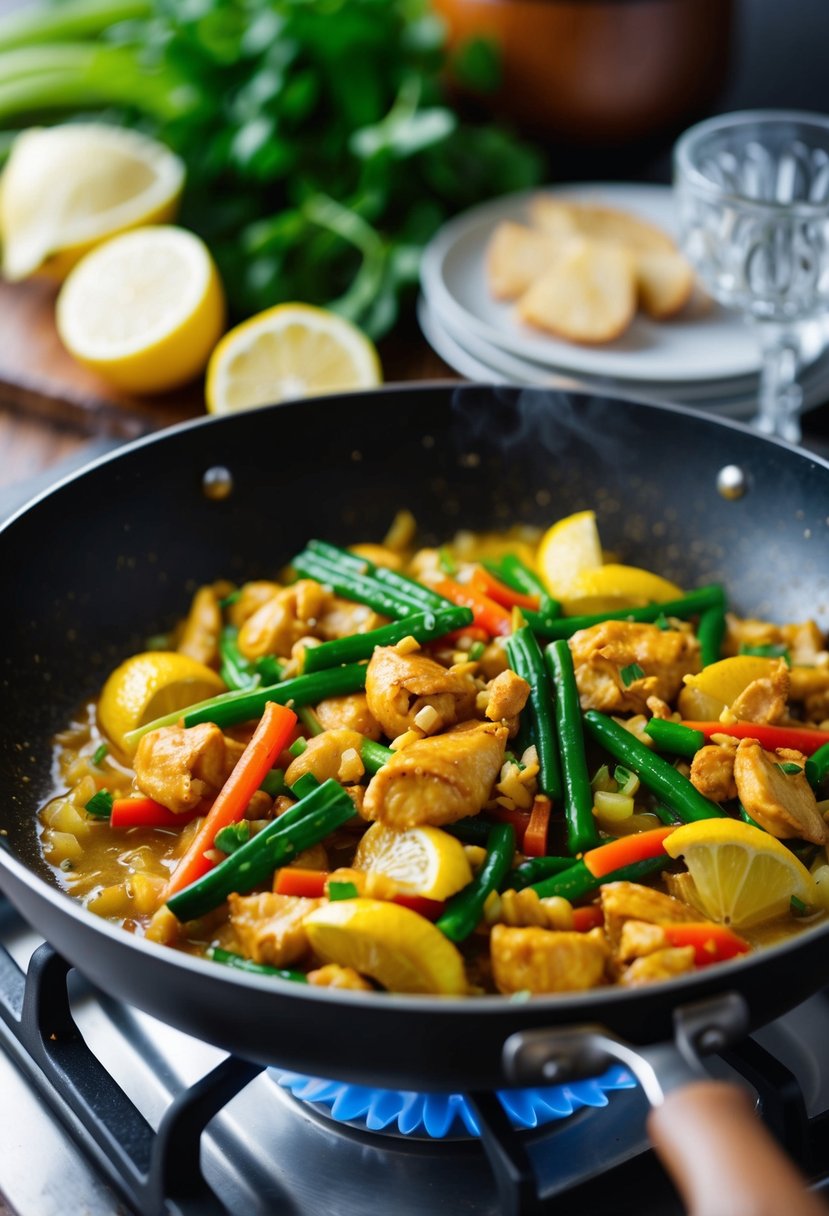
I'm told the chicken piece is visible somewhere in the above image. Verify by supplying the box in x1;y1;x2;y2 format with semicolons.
620;946;696;986
349;543;403;570
227;581;282;629
690;744;737;803
485;669;531;722
362;720;508;830
133;722;228;814
663;870;706;914
729;659;789;725
646;695;673;720
724;615;826;667
237;580;332;660
781;621;826;666
569;621;700;714
733;739;826;844
365;645;477;739
284;728;365;786
228;892;321;967
307;964;374;991
600;881;699;949
477;640;510;681
788;665;829;725
617;919;669;962
491;926;609;994
315;692;383;740
315;597;388;641
495;888;574;930
177;586;222;667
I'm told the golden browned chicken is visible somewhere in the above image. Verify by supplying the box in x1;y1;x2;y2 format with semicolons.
315;597;387;641
484;669;531;723
362;720;508;829
227;581;282;628
307;964;374;990
284;728;366;786
228;892;321;967
600;881;698;949
237;580;331;659
620;947;696;986
690;743;738;803
616;919;671;962
490;926;609;994
733;740;827;844
789;666;829;725
569;621;700;714
315;692;383;740
729;659;789;725
364;644;477;739
134;722;229;814
177;586;223;667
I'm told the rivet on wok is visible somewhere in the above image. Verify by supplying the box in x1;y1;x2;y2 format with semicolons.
202;466;234;500
716;465;747;500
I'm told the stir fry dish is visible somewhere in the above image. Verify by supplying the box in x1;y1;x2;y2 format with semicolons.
39;510;829;997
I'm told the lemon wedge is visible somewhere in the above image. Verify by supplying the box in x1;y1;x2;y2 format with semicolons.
679;655;780;721
535;509;603;599
0;124;185;281
664;819;817;928
304;899;467;994
568;563;683;605
98;652;226;755
205;303;382;414
353;823;472;900
55;226;225;394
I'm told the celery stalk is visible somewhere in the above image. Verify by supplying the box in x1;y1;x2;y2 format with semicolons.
0;0;152;52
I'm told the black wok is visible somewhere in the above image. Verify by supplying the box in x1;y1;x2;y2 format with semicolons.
1;383;828;1212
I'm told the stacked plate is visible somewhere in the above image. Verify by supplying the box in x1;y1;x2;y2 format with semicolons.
419;183;829;420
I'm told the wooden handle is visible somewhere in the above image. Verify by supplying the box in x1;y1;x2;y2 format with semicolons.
648;1081;827;1216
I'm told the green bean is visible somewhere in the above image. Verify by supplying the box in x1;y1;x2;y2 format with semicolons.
523;585;727;639
260;769;288;798
167;779;356;922
583;711;724;822
697;603;727;667
302;606;472;673
307;540;451;613
444;818;495;845
546;640;599;854
505;627;563;800
528;854;669;901
289;772;321;799
291;551;411;618
737;802;762;829
489;554;562;621
218;627;262;692
296;705;324;737
645;719;705;758
436;823;515;943
206;947;307;982
214;822;251;853
806;741;829;789
360;739;393;775
504;855;575;891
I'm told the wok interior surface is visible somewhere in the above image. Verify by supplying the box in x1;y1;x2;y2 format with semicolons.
2;383;829;1089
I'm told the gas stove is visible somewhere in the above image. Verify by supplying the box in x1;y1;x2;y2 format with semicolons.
2;892;829;1216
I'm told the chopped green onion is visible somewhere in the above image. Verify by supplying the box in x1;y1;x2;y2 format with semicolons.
296;706;324;737
438;546;457;575
91;743;109;766
620;662;645;687
260;769;288;798
613;765;640;796
590;763;615;793
289;737;308;758
85;790;113;818
593;790;635;822
739;643;791;664
468;641;486;661
777;762;803;775
328;880;359;901
290;773;321;800
214;821;251;854
790;895;810;916
654;612;670;631
219;589;242;608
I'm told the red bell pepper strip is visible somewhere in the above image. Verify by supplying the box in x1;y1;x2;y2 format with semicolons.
582;826;676;879
273;867;446;919
484;804;531;848
109;797;201;830
661;922;750;966
433;577;512;638
681;721;829;755
522;795;552;857
393;894;446;920
571;904;604;932
470;567;540;612
164;701;298;901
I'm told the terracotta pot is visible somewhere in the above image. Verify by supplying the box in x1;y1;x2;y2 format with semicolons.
433;0;734;144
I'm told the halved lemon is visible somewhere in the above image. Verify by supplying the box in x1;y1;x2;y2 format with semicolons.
0;124;185;281
535;510;603;599
353;823;472;900
680;655;780;720
98;651;226;755
664;819;817;928
56;225;225;394
304;899;467;994
205;303;382;414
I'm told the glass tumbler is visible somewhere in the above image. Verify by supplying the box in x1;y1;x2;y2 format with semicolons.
674;110;829;443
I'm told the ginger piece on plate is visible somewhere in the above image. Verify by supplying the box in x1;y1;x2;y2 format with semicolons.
485;220;563;300
517;239;636;345
529;198;676;255
636;249;695;320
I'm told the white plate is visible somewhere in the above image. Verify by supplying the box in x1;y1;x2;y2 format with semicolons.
420;183;766;383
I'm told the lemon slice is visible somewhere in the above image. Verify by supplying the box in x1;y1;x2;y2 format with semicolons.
664;819;817;928
353;823;472;900
568;563;683;605
304;898;467;994
205;303;382;414
680;655;779;720
0;124;185;281
98;651;226;755
55;226;225;394
536;510;603;599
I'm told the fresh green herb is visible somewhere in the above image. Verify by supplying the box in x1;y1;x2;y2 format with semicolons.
739;643;791;664
654;612;670;631
790;895;810;916
620;662;645;687
84;789;113;818
91;742;109;766
468;640;486;661
328;880;359;901
777;762;803;775
214;821;251;854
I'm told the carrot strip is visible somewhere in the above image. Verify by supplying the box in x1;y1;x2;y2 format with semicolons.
681;721;829;755
274;867;328;898
662;922;750;966
522;795;552;857
110;797;201;830
164;701;298;900
583;826;676;878
484;804;531;848
572;904;604;932
470;567;540;612
433;577;512;638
